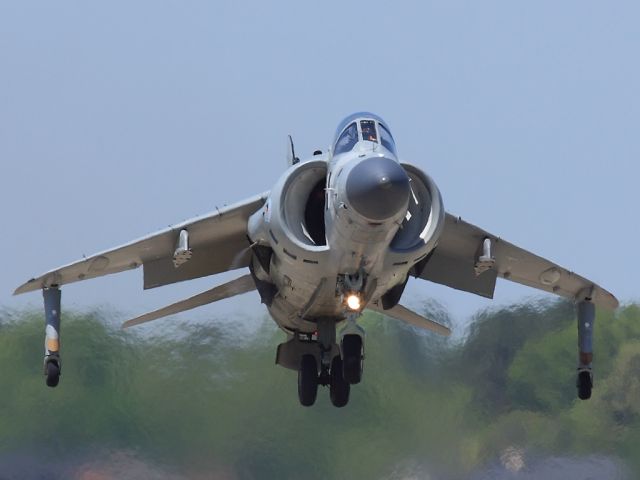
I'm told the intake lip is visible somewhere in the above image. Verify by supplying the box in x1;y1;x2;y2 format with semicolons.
346;157;410;221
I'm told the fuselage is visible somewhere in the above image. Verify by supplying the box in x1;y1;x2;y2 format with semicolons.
247;112;444;334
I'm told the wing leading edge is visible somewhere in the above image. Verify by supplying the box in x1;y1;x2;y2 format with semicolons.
415;213;618;310
14;193;268;295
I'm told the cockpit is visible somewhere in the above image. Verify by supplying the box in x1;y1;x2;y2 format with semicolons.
332;112;397;156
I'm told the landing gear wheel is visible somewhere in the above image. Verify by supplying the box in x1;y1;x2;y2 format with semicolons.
45;360;60;388
577;370;592;400
330;356;350;408
342;335;363;384
298;354;318;406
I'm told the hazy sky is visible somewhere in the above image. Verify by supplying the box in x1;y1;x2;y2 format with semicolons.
1;1;638;325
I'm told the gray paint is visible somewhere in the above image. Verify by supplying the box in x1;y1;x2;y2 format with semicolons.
345;157;410;221
14;194;268;294
123;274;256;328
420;250;498;299
419;214;619;310
15;113;619;395
43;286;61;374
577;300;596;367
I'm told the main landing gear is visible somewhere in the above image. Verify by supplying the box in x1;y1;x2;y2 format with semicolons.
297;353;351;408
298;354;319;406
329;356;350;407
293;318;364;407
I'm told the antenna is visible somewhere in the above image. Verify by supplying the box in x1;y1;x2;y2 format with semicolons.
287;135;299;166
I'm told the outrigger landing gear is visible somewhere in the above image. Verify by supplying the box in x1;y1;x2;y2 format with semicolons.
43;286;62;388
577;368;593;400
576;300;595;400
45;359;61;387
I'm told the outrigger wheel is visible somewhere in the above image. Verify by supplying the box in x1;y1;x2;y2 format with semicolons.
45;359;61;388
298;354;319;406
577;369;593;400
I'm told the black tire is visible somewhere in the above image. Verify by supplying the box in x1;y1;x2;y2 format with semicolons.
45;361;60;388
342;335;363;384
330;356;350;408
298;355;318;407
577;370;592;400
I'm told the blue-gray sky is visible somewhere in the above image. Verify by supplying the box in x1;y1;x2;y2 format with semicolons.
1;1;638;323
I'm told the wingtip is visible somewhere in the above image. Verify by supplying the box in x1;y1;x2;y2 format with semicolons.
13;278;40;296
121;319;137;329
122;316;150;329
611;297;620;310
13;284;30;296
601;290;620;311
436;325;453;337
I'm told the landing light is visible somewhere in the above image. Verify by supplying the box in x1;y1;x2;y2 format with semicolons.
346;294;362;311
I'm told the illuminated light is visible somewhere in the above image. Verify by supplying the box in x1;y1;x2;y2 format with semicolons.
346;294;362;311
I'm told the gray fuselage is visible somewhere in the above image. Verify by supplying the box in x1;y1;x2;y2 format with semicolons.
247;113;444;335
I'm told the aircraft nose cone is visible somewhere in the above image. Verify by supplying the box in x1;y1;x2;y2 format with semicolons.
346;157;410;221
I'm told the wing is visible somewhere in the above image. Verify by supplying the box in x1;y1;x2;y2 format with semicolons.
414;213;618;310
14;192;268;295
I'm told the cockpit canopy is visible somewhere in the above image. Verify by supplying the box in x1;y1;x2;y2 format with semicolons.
333;112;397;156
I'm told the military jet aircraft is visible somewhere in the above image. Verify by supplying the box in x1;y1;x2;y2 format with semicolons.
15;112;618;407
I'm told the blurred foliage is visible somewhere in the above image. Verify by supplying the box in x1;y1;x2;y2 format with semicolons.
0;301;638;479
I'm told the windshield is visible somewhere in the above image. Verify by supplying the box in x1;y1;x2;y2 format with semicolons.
360;120;378;143
334;122;358;155
379;123;396;154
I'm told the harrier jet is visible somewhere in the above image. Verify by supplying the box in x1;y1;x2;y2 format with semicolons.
15;112;618;407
